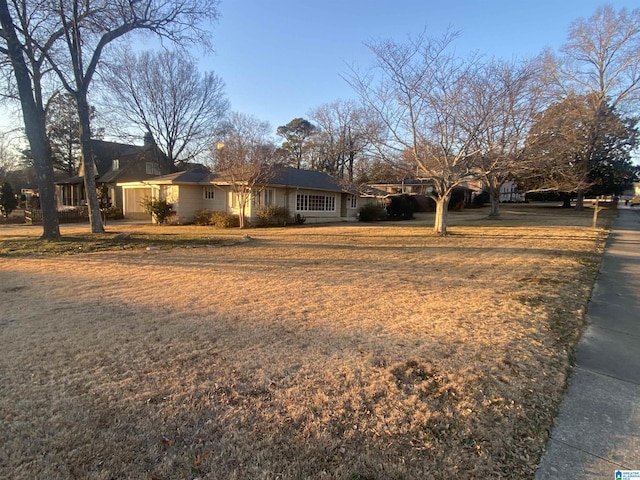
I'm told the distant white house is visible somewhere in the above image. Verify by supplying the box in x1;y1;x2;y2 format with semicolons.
499;180;525;202
117;165;365;224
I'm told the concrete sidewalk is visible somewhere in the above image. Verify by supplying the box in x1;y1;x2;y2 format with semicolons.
536;207;640;479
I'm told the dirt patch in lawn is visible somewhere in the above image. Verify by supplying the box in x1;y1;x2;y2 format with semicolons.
0;204;613;479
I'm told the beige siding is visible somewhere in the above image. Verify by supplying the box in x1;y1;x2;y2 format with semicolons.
173;185;227;223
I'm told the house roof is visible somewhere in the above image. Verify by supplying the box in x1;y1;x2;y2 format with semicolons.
266;166;344;192
144;168;214;185
134;165;346;193
89;139;149;177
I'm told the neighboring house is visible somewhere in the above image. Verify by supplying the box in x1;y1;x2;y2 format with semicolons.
499;180;525;202
118;165;363;224
56;136;172;210
367;178;525;207
368;179;434;196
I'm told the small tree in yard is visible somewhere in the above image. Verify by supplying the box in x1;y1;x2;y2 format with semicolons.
211;112;276;228
142;197;174;225
0;182;18;217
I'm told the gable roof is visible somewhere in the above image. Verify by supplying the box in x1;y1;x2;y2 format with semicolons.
138;165;346;193
266;166;344;192
89;139;149;177
144;168;214;185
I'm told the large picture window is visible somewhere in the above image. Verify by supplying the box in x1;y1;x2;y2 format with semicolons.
296;193;336;212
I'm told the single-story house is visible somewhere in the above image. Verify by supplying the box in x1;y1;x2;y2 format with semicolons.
56;136;173;210
118;165;366;224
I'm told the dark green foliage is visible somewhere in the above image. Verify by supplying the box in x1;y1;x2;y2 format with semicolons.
387;194;417;219
103;207;124;220
472;190;490;207
256;205;290;226
141;197;175;224
358;203;387;222
0;182;18;217
449;189;468;210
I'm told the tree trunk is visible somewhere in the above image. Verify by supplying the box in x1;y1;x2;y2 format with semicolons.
434;194;450;235
76;94;105;233
489;186;500;218
575;188;585;211
0;0;60;239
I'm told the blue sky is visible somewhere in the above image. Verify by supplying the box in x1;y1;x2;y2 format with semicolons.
204;1;639;133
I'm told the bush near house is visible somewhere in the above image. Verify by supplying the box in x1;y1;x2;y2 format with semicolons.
194;210;241;228
387;194;418;220
193;209;214;226
141;197;175;225
256;205;290;226
358;203;387;222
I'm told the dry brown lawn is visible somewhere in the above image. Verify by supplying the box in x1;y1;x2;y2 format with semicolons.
0;204;613;479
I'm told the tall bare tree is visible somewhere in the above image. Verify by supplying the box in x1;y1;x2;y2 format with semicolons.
0;0;61;238
100;48;229;166
349;30;499;234
308;99;375;183
469;58;543;217
43;0;220;233
546;5;640;208
211;112;275;229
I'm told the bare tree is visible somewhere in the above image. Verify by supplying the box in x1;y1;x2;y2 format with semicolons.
546;5;640;208
42;0;220;233
0;0;61;238
349;30;498;234
469;58;543;217
211;112;275;229
100;48;229;166
308;99;374;183
0;129;20;182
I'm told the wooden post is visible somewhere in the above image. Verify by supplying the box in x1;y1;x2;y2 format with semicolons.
592;198;599;229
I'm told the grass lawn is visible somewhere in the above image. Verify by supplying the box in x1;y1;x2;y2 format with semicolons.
0;204;613;479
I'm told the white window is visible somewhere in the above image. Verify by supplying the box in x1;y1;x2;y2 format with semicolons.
112;159;119;170
203;186;216;199
296;193;336;212
348;194;357;209
146;162;160;175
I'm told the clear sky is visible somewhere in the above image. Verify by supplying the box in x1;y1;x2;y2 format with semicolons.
204;0;639;133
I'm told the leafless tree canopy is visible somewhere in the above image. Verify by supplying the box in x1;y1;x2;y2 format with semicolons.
560;5;640;112
308;99;378;184
348;30;514;233
210;112;275;228
100;49;229;165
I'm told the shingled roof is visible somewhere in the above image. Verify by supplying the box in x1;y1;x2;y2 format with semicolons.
266;166;344;192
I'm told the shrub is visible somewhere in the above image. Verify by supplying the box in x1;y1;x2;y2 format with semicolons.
141;197;175;224
387;195;417;220
193;209;213;226
358;203;387;222
256;205;290;226
472;190;490;207
210;210;240;228
0;182;18;218
103;207;124;220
